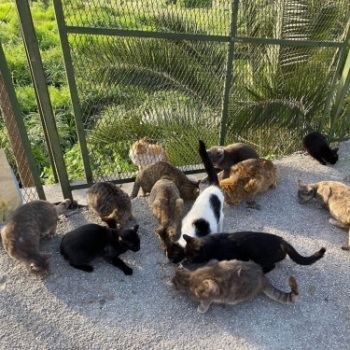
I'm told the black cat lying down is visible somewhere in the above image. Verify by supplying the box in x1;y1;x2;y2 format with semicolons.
183;231;326;273
60;223;140;275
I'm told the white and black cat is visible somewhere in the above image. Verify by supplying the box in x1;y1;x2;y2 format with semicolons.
302;132;339;165
183;231;326;273
60;224;140;275
166;140;224;263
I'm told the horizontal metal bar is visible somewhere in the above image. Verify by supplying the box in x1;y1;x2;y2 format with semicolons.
66;26;343;48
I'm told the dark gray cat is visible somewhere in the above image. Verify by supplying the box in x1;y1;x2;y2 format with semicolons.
167;259;299;313
202;142;259;182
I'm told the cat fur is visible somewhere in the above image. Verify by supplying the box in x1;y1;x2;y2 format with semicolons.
129;136;170;169
219;158;279;205
183;231;326;273
167;259;298;313
87;181;134;229
150;176;184;250
1;199;72;276
297;179;350;250
201;142;259;182
302;132;339;165
60;223;140;275
166;140;224;263
130;161;200;200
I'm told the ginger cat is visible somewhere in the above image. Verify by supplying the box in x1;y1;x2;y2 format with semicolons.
150;176;184;249
167;259;298;314
129;136;170;169
297;180;350;250
219;158;279;205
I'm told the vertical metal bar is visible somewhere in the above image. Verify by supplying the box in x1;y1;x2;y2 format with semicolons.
0;42;46;200
320;19;350;132
52;0;94;185
219;0;240;145
14;0;73;200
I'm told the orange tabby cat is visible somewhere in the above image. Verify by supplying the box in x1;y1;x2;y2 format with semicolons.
129;136;170;169
220;158;279;205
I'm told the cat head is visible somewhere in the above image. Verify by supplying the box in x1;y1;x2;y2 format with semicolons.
183;234;204;263
133;137;148;153
165;240;185;263
116;225;140;252
154;226;177;251
27;253;52;277
328;147;339;164
297;180;316;203
166;264;191;292
181;180;201;200
207;146;225;166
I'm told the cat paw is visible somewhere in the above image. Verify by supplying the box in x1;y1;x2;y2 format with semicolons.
123;267;133;275
341;245;350;251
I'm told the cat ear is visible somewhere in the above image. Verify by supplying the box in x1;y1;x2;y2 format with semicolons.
166;280;174;287
177;264;184;270
132;225;139;232
154;228;162;235
183;234;193;243
166;227;176;238
297;180;304;188
202;279;219;295
142;136;147;142
332;147;339;152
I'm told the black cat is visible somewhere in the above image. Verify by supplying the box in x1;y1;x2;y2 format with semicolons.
183;231;326;273
60;224;140;275
302;132;339;165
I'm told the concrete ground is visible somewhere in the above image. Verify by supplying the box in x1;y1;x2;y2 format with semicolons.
1;142;350;350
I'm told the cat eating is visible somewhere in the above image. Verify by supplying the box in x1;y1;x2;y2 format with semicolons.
87;181;134;229
302;132;339;165
183;231;326;273
219;158;279;205
129;136;170;169
165;140;224;263
167;259;299;313
130;161;200;200
149;176;184;250
60;223;140;275
297;179;350;250
1;199;73;277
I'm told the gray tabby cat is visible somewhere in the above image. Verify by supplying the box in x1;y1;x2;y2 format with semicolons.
87;182;134;229
297;179;350;250
1;199;73;276
167;259;298;313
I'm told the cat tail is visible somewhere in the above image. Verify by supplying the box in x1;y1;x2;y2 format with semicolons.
282;242;326;265
263;276;299;305
198;140;219;186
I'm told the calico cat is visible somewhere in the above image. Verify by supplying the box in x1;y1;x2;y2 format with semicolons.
183;231;326;273
201;142;259;182
165;140;224;263
150;176;184;249
219;158;279;205
60;223;140;275
297;179;350;250
130;161;200;200
129;136;170;169
0;199;73;276
167;259;298;313
302;132;339;165
87;181;134;229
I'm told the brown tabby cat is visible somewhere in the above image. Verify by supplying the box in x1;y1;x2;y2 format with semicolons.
0;199;72;276
219;158;279;205
297;179;350;250
130;161;200;200
87;182;134;229
150;176;184;249
129;136;170;169
167;259;298;313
